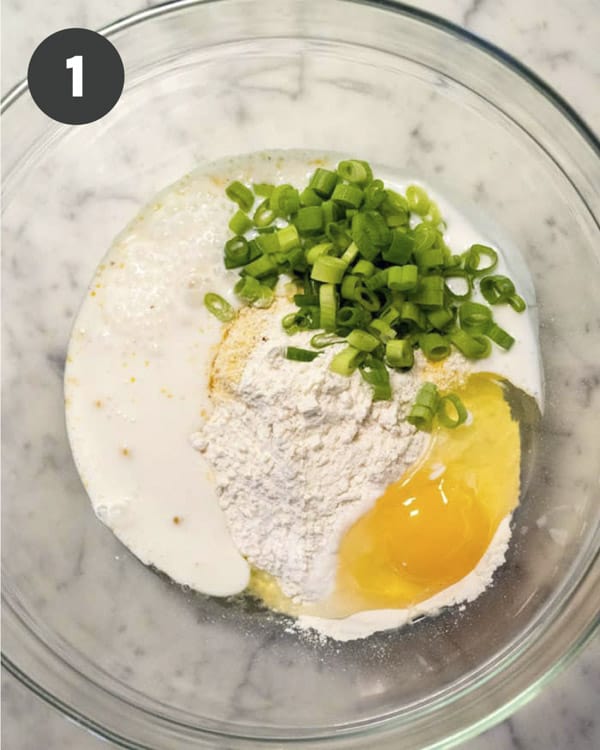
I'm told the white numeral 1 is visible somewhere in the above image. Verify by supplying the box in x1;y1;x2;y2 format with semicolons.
66;55;83;98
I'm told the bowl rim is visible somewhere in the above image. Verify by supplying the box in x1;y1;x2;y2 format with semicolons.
2;1;599;749
3;0;599;154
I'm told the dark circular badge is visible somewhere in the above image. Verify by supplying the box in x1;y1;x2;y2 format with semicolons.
27;28;124;125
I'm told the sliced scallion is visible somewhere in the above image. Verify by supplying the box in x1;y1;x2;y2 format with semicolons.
437;394;467;428
228;209;253;235
311;255;348;284
284;346;322;362
347;329;380;352
225;181;254;212
204;293;235;322
486;323;515;350
329;345;363;376
458;301;493;334
386;339;414;369
420;332;451;361
310;332;345;349
463;244;498;276
309;168;339;198
319;283;337;331
337;160;373;186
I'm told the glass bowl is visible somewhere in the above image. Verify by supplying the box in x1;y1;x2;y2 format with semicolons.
2;1;599;748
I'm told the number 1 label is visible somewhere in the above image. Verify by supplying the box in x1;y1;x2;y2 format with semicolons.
66;55;83;97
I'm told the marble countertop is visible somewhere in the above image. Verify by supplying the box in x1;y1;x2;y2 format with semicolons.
2;1;599;749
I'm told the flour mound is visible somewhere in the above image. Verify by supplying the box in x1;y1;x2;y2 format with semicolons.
192;302;427;602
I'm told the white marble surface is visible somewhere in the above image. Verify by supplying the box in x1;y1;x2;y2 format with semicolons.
2;1;599;749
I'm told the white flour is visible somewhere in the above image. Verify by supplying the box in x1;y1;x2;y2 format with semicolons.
192;302;428;602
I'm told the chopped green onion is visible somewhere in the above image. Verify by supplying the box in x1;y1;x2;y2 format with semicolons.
458;301;493;334
382;230;414;264
331;183;364;209
253;182;274;198
224;236;250;268
359;355;391;401
341;241;360;265
219;162;525;403
282;308;318;332
300;187;323;207
322;201;343;226
437;394;467;428
310;332;345;348
225;181;254;212
407;403;434;431
276;224;300;252
386;339;414;368
415;382;440;412
204;293;235;322
255;232;279;254
388;265;418;291
284;346;321;362
270;184;300;217
325;221;352;251
228;209;253;235
355;285;381;312
380;190;409;227
370;318;396;341
480;274;515;304
364;179;385;210
311;255;348;284
253;199;276;227
406;185;430;216
337;306;366;328
417;247;445;270
336;159;373;186
319;283;337;331
449;329;491;359
486;323;515;350
283;246;306;272
309;168;338;197
295;205;324;235
340;274;362;301
243;254;278;278
380;305;401;326
463;244;498;276
420;332;451;361
427;307;454;330
234;276;263;304
329;345;363;376
412;222;438;253
365;269;389;291
444;268;473;301
305;242;333;265
347;329;380;352
412;275;445;307
352;211;390;260
400;301;427;329
254;285;275;308
294;293;319;308
282;312;299;331
353;259;375;277
427;201;444;227
508;294;526;313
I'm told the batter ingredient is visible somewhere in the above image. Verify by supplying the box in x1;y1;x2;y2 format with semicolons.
65;150;542;641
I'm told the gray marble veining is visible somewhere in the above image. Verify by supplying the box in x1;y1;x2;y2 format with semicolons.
2;1;599;749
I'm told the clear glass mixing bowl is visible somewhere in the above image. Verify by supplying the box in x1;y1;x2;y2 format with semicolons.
2;1;599;748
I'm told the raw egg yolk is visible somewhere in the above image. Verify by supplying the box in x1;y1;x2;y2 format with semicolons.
248;372;520;620
331;373;520;616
